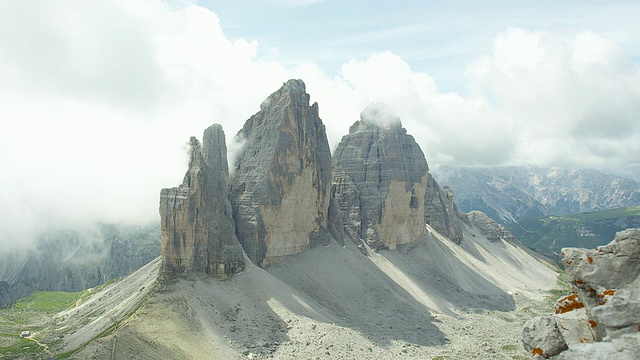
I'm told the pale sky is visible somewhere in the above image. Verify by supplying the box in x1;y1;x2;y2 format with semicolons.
1;0;639;249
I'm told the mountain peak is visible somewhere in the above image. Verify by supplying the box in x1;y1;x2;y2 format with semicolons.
260;79;311;112
230;78;332;267
160;124;245;278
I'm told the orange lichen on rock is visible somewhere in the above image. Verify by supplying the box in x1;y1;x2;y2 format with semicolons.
555;294;585;314
566;260;573;265
532;347;544;356
587;256;593;264
580;337;590;343
596;289;616;305
589;320;597;328
575;278;585;285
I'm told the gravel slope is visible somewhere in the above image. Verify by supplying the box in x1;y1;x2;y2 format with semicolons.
67;226;557;359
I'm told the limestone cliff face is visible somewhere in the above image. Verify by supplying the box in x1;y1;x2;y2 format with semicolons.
424;175;466;245
332;103;467;248
160;124;245;278
229;79;332;267
331;103;429;250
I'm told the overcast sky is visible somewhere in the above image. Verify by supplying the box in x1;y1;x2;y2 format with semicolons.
1;0;639;249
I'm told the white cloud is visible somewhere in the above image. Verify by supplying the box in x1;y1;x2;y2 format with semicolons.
467;27;640;169
306;52;516;167
1;1;638;251
0;0;289;250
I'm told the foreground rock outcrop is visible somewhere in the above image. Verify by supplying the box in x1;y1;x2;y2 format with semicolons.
229;80;332;267
522;228;640;359
160;124;245;278
332;102;466;249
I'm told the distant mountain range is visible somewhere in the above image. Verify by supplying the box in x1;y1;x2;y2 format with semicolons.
510;206;640;254
433;165;640;256
433;165;640;225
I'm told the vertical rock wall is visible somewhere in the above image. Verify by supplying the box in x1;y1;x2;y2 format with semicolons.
229;80;332;267
332;103;468;249
160;124;245;278
425;175;466;245
331;103;429;249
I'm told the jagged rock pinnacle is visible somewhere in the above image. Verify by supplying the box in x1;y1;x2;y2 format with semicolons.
159;124;245;278
229;79;334;267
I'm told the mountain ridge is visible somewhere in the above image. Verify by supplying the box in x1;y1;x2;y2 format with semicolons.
433;165;640;225
0;79;566;359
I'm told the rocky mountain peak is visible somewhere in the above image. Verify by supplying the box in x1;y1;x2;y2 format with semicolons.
258;79;312;114
202;123;229;176
332;103;467;248
230;79;332;267
160;124;245;278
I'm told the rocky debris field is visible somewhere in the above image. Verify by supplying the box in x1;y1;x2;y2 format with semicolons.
71;225;559;359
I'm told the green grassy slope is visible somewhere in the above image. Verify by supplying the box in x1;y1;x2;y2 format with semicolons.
508;206;640;253
0;277;122;359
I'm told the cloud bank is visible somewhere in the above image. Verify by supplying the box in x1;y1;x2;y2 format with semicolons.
1;0;638;250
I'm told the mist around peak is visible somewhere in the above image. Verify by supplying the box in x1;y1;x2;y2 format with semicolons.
359;102;401;128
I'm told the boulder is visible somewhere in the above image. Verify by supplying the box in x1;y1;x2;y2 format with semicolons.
522;228;640;359
160;124;245;278
522;315;568;358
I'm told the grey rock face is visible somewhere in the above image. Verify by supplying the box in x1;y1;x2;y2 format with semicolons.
522;316;568;358
160;124;245;278
332;103;465;249
229;79;332;267
467;210;517;243
425;177;466;245
522;228;640;359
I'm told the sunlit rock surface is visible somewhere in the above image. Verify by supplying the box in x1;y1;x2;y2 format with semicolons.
229;79;332;267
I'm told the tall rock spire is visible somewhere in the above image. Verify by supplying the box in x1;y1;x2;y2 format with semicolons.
159;124;245;278
229;79;333;267
332;103;429;249
332;103;466;249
